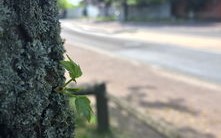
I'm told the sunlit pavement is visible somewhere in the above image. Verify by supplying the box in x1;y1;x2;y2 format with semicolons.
63;19;221;53
61;20;221;138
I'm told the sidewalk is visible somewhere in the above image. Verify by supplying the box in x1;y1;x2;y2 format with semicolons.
66;19;221;53
64;41;221;138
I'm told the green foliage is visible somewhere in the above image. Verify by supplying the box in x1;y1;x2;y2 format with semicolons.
75;96;93;121
130;0;170;5
57;0;74;9
56;55;93;122
60;55;82;82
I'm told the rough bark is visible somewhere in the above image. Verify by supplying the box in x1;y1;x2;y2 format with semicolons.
0;1;74;138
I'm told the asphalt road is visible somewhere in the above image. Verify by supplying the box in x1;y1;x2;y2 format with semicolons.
61;24;221;85
128;23;221;38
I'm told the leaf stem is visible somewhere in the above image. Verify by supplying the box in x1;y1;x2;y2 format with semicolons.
63;91;76;97
63;79;73;87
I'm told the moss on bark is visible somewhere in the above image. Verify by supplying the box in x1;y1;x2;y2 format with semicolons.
0;1;74;137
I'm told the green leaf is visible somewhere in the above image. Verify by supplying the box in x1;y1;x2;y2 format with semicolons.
54;86;64;93
75;96;92;122
60;55;82;80
65;87;82;94
66;54;74;64
63;91;77;97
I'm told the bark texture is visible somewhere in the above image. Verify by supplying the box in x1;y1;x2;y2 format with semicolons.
0;1;74;137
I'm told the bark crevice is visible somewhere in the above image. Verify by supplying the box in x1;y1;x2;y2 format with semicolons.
0;1;74;137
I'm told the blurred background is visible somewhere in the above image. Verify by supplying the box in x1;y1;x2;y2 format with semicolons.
58;0;221;138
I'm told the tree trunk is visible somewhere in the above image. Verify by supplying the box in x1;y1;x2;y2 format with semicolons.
104;2;111;17
122;0;128;21
0;1;74;138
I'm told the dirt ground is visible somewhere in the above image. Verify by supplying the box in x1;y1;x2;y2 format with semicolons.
109;101;165;138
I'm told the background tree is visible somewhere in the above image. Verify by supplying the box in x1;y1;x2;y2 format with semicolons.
58;0;74;10
171;0;210;18
94;0;170;21
0;1;74;137
186;0;209;12
57;0;74;18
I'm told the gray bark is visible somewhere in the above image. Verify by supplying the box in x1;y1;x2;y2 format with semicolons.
0;1;74;138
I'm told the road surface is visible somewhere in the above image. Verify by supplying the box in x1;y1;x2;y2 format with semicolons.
61;23;221;85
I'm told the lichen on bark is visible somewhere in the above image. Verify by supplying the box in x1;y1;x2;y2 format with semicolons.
0;1;74;137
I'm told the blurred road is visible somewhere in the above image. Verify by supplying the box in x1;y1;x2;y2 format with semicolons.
61;20;221;85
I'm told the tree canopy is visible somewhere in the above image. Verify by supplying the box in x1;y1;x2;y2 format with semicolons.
57;0;74;9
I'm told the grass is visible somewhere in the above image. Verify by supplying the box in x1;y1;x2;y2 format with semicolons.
74;111;132;138
95;16;117;22
75;120;131;138
78;16;116;22
74;106;133;138
69;97;132;138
